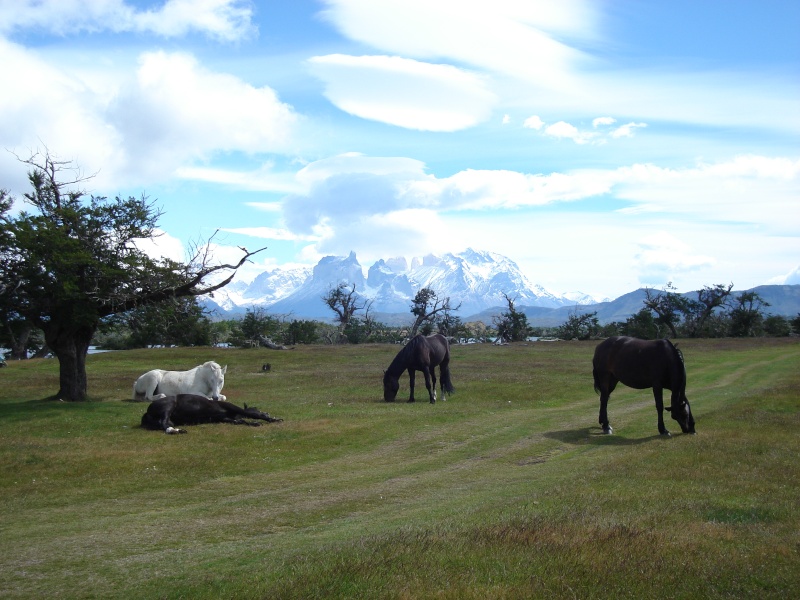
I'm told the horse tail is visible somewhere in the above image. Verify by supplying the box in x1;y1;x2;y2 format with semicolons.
440;361;455;394
592;368;601;395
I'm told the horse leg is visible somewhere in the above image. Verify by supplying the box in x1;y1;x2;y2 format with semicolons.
653;387;671;436
422;367;435;404
162;413;185;435
407;369;416;402
599;390;613;434
430;367;438;403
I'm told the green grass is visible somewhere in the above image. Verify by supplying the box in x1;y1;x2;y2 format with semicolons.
0;338;798;598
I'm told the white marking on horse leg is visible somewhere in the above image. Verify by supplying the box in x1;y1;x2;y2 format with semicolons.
165;426;180;434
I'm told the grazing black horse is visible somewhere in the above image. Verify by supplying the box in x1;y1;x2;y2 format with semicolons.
141;394;283;434
592;336;696;436
383;333;455;403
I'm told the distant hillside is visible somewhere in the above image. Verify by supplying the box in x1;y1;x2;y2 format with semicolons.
469;285;800;327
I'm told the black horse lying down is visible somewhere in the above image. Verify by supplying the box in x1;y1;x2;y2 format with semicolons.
141;394;282;434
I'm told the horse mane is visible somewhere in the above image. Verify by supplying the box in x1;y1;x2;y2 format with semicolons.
386;336;422;377
665;339;687;394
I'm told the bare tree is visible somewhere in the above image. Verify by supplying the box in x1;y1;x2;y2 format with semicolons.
493;293;530;342
322;282;366;342
409;287;461;337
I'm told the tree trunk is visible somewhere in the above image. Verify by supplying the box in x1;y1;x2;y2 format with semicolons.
5;322;31;360
43;323;94;401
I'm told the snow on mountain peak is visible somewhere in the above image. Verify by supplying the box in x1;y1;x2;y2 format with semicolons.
203;249;593;319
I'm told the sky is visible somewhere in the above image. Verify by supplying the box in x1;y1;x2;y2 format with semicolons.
1;0;798;301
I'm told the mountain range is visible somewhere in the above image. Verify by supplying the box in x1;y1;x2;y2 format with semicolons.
201;248;800;326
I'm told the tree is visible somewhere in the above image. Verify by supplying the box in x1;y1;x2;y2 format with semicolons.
0;151;264;401
322;282;366;342
556;310;599;341
284;319;319;345
763;315;791;337
619;307;661;340
643;283;690;338
728;291;769;337
493;293;530;342
122;296;212;348
790;314;800;336
239;307;282;345
683;283;734;337
409;287;460;337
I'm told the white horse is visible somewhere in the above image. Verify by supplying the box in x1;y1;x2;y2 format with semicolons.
133;361;227;402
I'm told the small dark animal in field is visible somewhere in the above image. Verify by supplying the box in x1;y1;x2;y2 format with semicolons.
262;363;271;372
592;336;696;436
140;394;283;434
383;333;455;403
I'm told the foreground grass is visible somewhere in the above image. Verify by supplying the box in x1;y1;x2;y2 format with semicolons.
0;338;797;598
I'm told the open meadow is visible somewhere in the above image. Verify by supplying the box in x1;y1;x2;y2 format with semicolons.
0;338;798;599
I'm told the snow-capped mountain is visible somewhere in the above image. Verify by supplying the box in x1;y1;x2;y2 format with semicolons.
201;248;597;320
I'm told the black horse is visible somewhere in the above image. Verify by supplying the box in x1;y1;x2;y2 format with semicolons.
383;333;455;403
141;394;283;434
592;336;696;436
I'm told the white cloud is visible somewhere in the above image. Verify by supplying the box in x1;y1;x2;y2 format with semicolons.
610;122;647;138
220;226;317;242
270;153;800;280
308;54;497;131
175;164;302;194
133;229;186;263
110;51;296;170
592;116;616;128
0;0;255;41
634;232;716;287
319;0;596;87
0;43;299;190
319;1;799;134
782;266;800;285
523;115;545;130
543;121;597;144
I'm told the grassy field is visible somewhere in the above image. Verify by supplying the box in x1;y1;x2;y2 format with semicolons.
0;338;798;599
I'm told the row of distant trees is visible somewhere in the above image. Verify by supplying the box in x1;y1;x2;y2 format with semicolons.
86;280;800;350
554;283;799;340
7;278;798;360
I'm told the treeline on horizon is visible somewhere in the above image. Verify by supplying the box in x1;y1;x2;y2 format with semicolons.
4;282;798;360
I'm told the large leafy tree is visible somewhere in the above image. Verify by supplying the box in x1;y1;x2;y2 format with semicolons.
0;151;264;401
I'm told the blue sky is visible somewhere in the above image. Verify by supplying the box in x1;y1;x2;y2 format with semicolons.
1;0;798;300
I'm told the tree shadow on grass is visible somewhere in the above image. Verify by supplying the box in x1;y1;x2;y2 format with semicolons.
544;427;665;446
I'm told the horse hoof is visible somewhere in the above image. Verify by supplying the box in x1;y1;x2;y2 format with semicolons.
660;431;671;437
602;427;613;435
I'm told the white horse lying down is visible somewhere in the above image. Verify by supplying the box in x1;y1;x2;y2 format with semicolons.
133;361;227;402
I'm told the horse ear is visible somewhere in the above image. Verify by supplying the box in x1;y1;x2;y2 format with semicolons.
222;365;227;374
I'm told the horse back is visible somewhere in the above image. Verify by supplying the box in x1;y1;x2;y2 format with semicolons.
595;336;680;391
413;334;449;369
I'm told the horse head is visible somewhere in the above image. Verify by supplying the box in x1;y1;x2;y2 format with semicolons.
383;370;399;402
203;361;227;400
665;395;696;434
